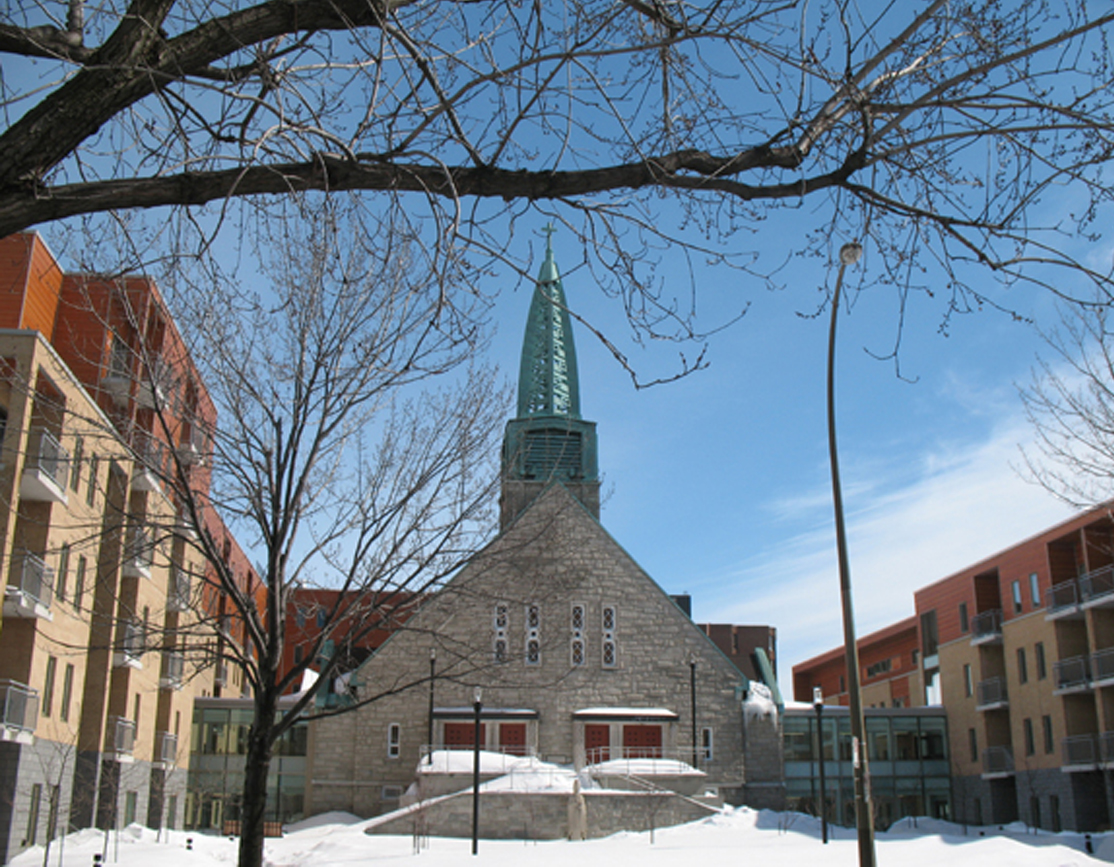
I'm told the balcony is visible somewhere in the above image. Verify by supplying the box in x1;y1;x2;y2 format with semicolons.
1062;734;1099;771
173;507;199;542
1100;732;1114;767
982;745;1014;779
176;425;207;467
1081;565;1114;609
1053;655;1092;695
157;731;178;767
166;565;190;613
160;651;184;690
130;432;166;492
0;680;39;744
3;551;54;620
136;356;170;410
1046;579;1083;620
121;525;153;579
113;621;144;669
19;429;69;504
1093;648;1114;688
970;609;1003;645
109;716;136;761
976;676;1009;711
214;660;229;687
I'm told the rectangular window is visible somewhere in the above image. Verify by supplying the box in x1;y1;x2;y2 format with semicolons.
60;663;74;723
134;694;141;730
56;544;70;604
42;656;57;718
387;723;401;758
1012;580;1023;613
26;783;42;845
70;436;83;491
73;555;87;612
968;728;978;763
963;663;973;698
958;602;969;634
86;455;98;507
1017;647;1028;684
701;727;713;761
601;605;617;669
1024;718;1035;756
166;795;177;830
1035;642;1047;680
1030;572;1041;607
1043;715;1054;754
124;791;137;826
920;610;939;658
525;601;542;664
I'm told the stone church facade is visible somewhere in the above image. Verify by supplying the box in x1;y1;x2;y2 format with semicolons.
306;237;774;820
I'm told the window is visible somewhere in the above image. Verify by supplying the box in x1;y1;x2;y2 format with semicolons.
963;663;973;698
1050;795;1061;832
26;783;42;845
1024;718;1035;756
70;436;83;491
387;723;401;758
73;556;86;612
1030;572;1041;607
1043;715;1054;754
134;694;141;730
295;607;306;628
166;795;177;830
124;791;138;826
968;728;978;763
1035;642;1047;680
839;675;845;693
602;605;617;669
525;603;540;665
959;602;969;634
56;544;70;604
60;663;74;723
493;603;508;663
571;639;585;667
911;649;919;666
316;609;327;630
86;455;98;507
1017;647;1028;684
865;658;892;679
571;604;585;667
293;646;303;665
1012;580;1023;613
42;656;57;718
1031;796;1041;830
701;727;714;761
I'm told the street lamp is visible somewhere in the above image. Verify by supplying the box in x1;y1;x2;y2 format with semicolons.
813;686;829;844
471;686;483;856
427;648;436;765
690;654;698;768
826;240;875;867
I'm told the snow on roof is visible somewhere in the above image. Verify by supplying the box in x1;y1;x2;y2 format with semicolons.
432;706;539;718
587;758;706;777
416;749;543;776
573;707;679;719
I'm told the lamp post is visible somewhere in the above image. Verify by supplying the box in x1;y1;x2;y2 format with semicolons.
826;240;875;867
471;686;483;856
813;686;829;844
427;648;436;765
690;654;698;767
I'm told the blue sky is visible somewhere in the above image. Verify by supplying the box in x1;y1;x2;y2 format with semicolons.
487;223;1084;690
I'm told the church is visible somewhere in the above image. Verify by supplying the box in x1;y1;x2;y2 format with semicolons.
305;237;781;826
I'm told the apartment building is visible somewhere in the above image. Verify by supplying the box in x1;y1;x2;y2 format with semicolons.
0;233;257;863
793;504;1114;832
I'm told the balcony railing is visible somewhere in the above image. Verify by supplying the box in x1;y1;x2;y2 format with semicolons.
1101;732;1114;765
1063;734;1099;769
1093;648;1114;685
167;565;190;612
3;551;54;618
160;651;184;689
114;621;144;668
137;356;170;410
1081;565;1114;607
1047;579;1082;617
158;731;178;765
129;431;166;492
983;745;1014;776
122;525;153;579
1054;655;1091;692
214;660;228;687
976;676;1009;710
110;716;136;756
0;680;40;739
971;608;1003;643
19;429;70;503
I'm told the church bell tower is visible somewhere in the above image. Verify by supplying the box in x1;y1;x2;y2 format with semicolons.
500;231;600;531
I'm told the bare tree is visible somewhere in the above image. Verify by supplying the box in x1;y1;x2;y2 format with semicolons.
1021;304;1114;506
2;0;1114;346
98;207;508;867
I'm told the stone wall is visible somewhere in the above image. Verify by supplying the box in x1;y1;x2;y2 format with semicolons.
365;788;718;840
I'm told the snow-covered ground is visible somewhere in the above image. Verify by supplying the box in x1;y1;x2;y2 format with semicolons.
11;808;1106;867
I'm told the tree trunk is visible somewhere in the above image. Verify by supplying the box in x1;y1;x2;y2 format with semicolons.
237;693;276;867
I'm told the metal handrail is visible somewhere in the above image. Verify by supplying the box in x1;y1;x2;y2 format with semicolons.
976;677;1008;706
26;429;70;488
971;608;1003;638
0;680;39;732
9;550;54;608
1093;647;1114;682
983;745;1013;774
111;716;136;754
1047;579;1080;611
1082;565;1114;604
1063;734;1099;766
1054;655;1091;690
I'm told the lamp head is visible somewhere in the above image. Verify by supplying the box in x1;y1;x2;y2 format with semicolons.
839;242;863;266
813;686;823;709
473;686;483;704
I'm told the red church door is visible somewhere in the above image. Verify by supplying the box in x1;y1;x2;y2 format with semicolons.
585;724;610;763
622;724;662;759
444;722;485;747
499;722;527;755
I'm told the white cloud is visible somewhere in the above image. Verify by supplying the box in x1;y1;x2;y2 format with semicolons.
705;417;1076;691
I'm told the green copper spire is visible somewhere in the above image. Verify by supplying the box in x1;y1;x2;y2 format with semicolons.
516;230;581;419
